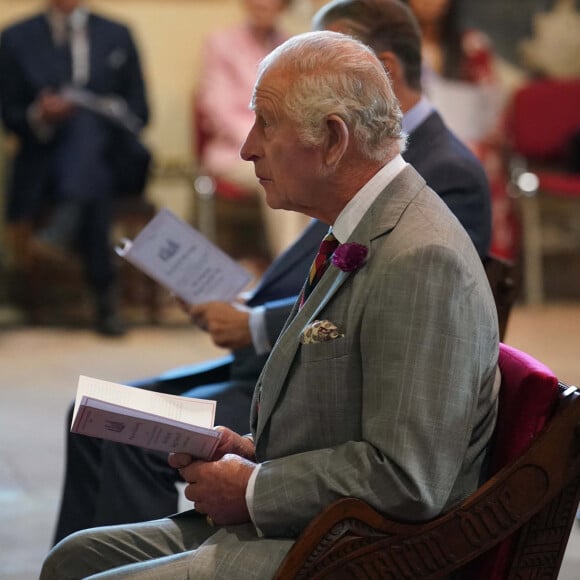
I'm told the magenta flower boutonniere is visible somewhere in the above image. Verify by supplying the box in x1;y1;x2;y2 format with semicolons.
331;242;368;272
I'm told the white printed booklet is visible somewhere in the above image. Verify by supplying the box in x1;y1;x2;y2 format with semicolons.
116;208;252;305
71;375;221;459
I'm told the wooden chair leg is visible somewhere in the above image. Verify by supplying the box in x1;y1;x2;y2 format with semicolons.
5;222;44;323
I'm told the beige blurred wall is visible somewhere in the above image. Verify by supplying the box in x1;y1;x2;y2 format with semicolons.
0;0;313;164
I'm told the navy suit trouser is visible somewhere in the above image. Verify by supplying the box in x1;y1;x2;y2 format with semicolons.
46;110;118;292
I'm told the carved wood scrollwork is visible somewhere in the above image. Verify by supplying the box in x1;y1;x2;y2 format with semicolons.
296;465;552;579
296;519;392;579
508;473;580;579
279;395;580;580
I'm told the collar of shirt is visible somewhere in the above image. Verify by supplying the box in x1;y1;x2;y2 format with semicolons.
69;7;89;31
47;7;88;44
402;95;434;135
332;154;407;244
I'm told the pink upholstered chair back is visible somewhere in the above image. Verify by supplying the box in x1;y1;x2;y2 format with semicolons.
192;96;251;201
470;343;560;579
510;78;580;162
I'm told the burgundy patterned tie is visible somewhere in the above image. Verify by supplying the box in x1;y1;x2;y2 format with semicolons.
300;232;339;309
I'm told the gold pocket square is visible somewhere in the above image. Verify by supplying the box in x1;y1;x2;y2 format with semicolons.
300;320;344;344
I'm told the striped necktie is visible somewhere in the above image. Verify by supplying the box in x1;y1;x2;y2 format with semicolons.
300;232;339;308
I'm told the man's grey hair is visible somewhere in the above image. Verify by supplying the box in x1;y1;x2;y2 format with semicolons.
253;30;404;162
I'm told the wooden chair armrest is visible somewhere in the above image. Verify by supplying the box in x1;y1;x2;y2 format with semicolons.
275;393;580;579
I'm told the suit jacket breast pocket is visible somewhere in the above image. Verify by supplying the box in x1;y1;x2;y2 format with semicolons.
294;337;358;430
298;336;349;363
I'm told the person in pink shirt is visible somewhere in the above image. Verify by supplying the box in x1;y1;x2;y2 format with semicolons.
195;0;310;260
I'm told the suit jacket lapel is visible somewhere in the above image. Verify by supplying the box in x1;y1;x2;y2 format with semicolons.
252;165;426;442
34;16;67;86
252;266;352;441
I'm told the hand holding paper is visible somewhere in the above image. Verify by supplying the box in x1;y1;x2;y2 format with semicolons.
186;301;252;349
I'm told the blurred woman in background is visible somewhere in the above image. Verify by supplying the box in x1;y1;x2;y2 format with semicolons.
406;0;519;260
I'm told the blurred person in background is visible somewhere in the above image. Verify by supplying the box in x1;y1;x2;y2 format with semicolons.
195;0;311;263
314;0;491;258
404;0;519;261
0;0;151;336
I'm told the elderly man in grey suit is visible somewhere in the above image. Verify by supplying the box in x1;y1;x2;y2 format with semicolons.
42;30;499;580
51;0;494;544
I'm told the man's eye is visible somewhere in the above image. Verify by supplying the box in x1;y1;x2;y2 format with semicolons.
258;114;273;129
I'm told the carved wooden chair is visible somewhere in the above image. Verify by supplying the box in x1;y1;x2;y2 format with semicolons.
275;343;580;579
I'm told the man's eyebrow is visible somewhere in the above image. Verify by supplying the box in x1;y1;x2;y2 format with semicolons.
250;98;266;114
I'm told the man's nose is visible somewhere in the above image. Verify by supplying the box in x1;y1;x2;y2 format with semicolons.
240;125;259;162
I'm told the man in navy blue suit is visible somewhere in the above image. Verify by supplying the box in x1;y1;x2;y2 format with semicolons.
313;0;492;257
52;0;491;543
0;0;150;335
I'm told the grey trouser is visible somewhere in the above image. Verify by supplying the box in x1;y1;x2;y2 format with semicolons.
41;510;294;579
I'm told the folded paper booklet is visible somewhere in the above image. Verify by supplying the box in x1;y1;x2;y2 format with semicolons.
71;375;221;459
115;208;253;305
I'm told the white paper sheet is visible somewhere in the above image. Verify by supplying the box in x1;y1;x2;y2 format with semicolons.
116;208;253;305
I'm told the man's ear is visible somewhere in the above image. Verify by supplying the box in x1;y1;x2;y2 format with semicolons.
323;114;349;169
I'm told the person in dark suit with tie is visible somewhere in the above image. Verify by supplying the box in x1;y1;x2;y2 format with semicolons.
313;0;492;258
0;0;150;335
51;0;492;542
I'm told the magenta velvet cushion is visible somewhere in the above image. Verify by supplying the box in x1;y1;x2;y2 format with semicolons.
471;343;559;579
491;343;559;474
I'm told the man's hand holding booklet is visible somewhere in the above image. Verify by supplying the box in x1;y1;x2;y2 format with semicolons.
71;376;220;459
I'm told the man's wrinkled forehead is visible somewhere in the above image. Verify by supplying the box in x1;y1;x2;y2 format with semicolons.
250;64;288;113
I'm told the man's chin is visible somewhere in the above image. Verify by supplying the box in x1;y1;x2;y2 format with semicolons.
263;192;283;210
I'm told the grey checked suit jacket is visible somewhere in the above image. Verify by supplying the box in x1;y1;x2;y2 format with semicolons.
250;164;499;538
57;165;499;580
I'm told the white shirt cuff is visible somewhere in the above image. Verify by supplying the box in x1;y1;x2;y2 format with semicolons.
245;463;263;537
249;305;271;356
